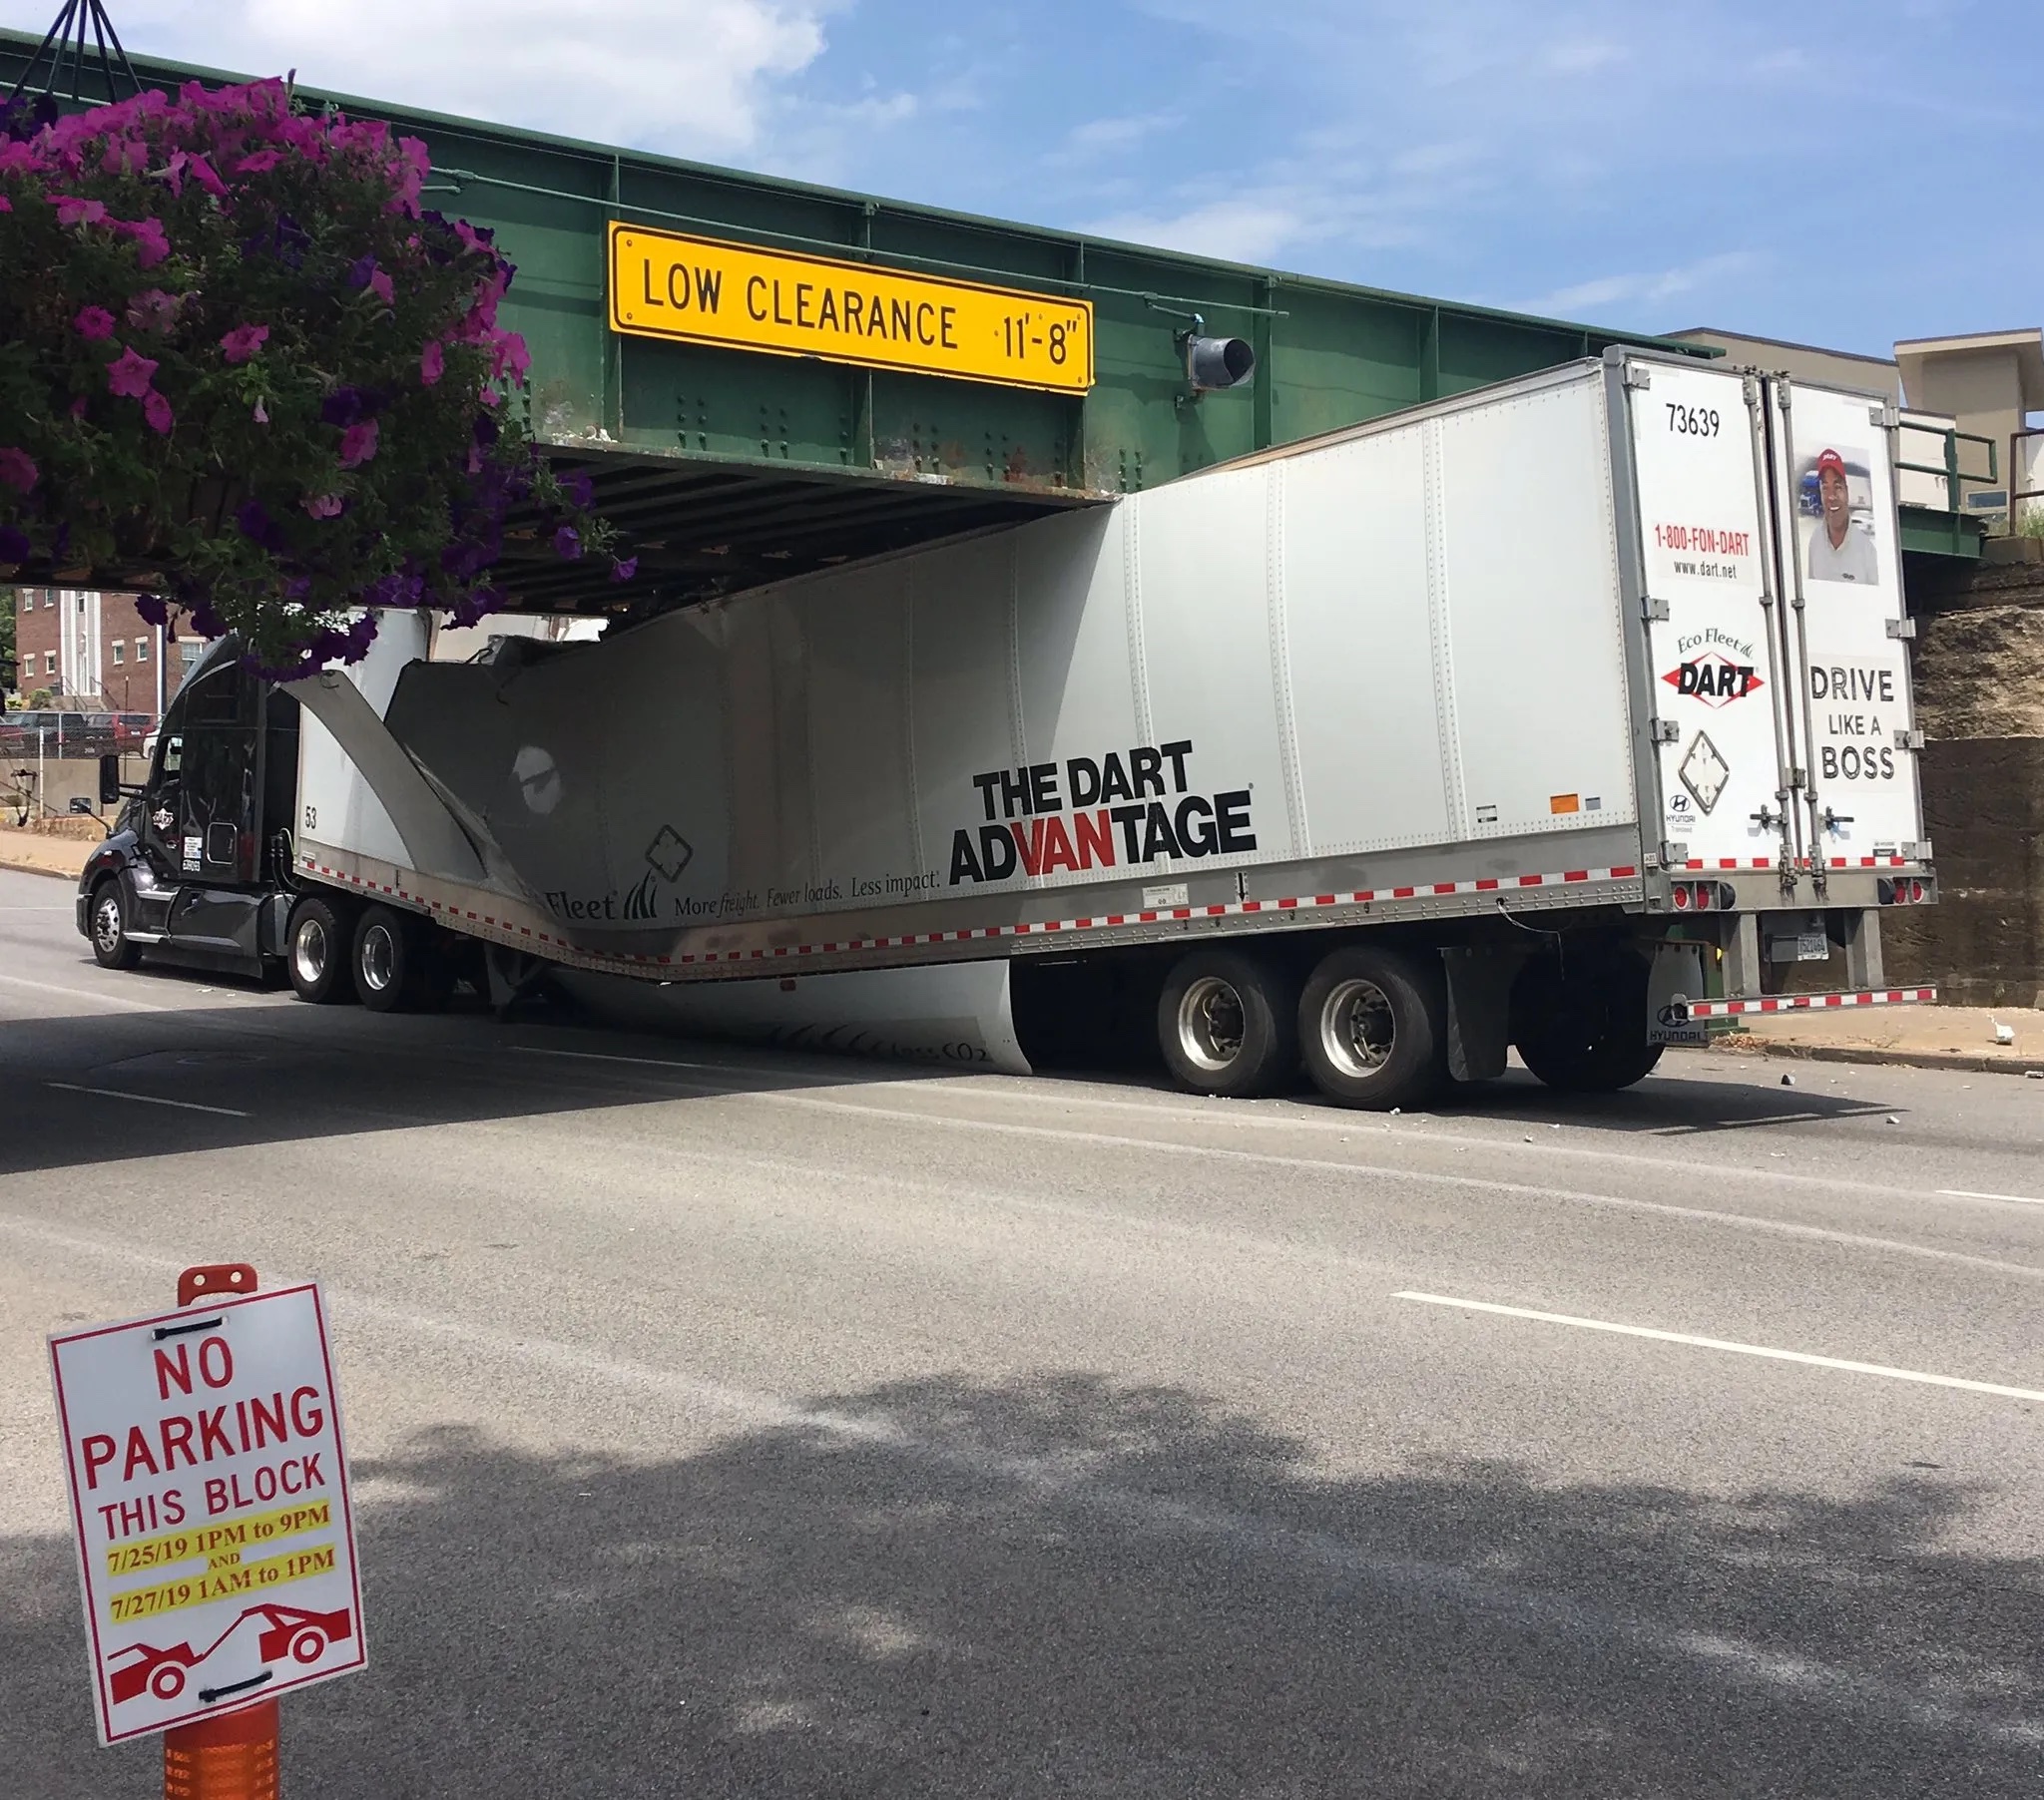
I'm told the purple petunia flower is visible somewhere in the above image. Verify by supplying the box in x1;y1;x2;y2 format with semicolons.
552;525;581;560
143;390;175;434
0;445;37;492
338;420;379;468
221;323;269;363
562;471;595;510
0;525;30;565
345;253;378;289
106;345;159;398
73;304;116;340
610;556;637;583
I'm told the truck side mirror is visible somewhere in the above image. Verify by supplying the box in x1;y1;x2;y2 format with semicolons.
98;752;122;806
69;794;96;815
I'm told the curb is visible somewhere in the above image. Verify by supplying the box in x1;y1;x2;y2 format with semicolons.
1710;1039;2044;1079
0;856;82;883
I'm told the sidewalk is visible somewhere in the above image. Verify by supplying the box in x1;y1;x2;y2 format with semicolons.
0;825;94;882
1712;1002;2044;1078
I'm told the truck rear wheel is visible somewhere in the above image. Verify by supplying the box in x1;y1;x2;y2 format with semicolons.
1511;951;1664;1093
286;896;355;1004
1297;946;1448;1111
352;904;426;1013
1158;950;1298;1098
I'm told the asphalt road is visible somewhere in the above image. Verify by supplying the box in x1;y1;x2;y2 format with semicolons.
3;863;2041;1797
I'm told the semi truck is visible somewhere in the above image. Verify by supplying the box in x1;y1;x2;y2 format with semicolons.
76;347;1937;1109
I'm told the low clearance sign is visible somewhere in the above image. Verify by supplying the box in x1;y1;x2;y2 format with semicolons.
608;222;1094;395
48;1284;365;1744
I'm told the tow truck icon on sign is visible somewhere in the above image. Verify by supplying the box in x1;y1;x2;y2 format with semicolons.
108;1603;353;1706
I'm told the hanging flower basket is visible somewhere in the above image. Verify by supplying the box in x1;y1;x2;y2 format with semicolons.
0;79;628;677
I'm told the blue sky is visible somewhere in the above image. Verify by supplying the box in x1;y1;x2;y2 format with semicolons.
17;0;2041;356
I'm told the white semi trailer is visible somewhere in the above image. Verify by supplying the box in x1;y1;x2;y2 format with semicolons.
80;348;1937;1108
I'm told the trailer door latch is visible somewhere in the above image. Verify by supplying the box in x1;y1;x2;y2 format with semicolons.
1641;594;1670;622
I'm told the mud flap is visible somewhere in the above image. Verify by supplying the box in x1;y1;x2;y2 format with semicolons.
1648;942;1711;1047
1443;947;1517;1082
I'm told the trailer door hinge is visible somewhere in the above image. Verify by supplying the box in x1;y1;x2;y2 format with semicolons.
1649;718;1680;744
1872;401;1898;430
1905;839;1932;860
1624;363;1652;390
1660;841;1689;866
1885;616;1916;640
1895;727;1925;750
1641;594;1670;622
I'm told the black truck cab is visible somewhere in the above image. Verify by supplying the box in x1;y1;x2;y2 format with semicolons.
76;639;301;977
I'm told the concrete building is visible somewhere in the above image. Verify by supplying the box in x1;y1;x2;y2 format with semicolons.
1894;328;2044;526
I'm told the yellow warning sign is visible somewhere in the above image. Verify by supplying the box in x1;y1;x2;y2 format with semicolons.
607;223;1094;395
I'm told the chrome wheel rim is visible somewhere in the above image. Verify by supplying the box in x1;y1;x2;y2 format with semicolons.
93;893;123;955
1320;978;1395;1080
1177;974;1247;1073
292;916;330;987
359;923;397;994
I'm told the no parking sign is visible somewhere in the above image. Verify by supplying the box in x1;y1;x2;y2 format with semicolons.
48;1282;366;1744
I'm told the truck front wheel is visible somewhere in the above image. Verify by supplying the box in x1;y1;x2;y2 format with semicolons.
89;877;143;971
1158;950;1298;1098
1511;950;1664;1093
1297;946;1448;1111
286;896;356;1004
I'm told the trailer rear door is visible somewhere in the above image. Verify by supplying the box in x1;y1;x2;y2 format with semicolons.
1765;381;1926;868
1625;359;1793;871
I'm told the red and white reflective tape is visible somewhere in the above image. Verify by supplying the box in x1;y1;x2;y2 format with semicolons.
298;856;1639;974
1685;987;1937;1018
1683;856;1912;871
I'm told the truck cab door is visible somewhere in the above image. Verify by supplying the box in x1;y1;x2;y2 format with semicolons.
161;655;265;962
130;727;185;935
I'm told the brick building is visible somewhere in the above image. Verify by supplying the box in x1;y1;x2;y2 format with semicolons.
10;587;196;720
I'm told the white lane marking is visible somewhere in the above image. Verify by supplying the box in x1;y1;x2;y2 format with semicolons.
496;1046;2044;1281
510;1044;835;1082
1939;1188;2044;1207
0;1209;2036;1748
46;1081;250;1118
1393;1291;2044;1403
0;971;175;1012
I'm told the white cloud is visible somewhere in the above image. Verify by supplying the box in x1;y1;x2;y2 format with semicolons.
1080;196;1306;265
113;0;838;158
1542;37;1625;74
1053;113;1178;160
1520;251;1762;319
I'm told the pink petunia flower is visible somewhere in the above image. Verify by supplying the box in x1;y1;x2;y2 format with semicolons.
106;345;159;399
0;197;11;213
233;150;282;174
253;398;269;425
0;446;39;493
127;289;183;332
303;493;344;519
367;269;394;306
52;195;107;227
220;324;269;364
338;420;379;468
419;341;444;386
143;390;175;435
116;218;171;268
73;305;117;340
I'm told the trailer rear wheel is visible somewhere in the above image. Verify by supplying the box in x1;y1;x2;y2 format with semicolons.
1158;950;1297;1098
1298;947;1447;1110
286;896;355;1005
1511;951;1664;1093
